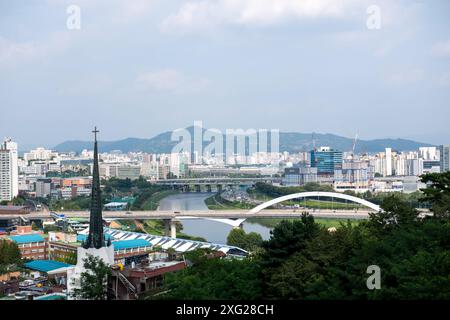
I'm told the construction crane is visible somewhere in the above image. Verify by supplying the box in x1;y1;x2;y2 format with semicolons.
350;133;358;160
311;133;318;167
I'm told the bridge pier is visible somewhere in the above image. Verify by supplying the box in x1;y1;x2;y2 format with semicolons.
164;219;170;236
163;219;178;238
170;220;177;238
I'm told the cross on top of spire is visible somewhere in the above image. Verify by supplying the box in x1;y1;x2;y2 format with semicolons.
92;127;99;142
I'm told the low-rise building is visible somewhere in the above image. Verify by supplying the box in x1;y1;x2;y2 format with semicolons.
9;234;47;260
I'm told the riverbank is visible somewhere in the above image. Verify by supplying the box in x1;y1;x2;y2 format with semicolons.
205;192;363;211
246;217;361;229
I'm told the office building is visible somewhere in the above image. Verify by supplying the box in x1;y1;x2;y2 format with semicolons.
310;146;343;175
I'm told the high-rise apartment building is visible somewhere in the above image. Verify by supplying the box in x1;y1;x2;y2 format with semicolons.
0;138;19;201
385;148;393;176
440;145;450;172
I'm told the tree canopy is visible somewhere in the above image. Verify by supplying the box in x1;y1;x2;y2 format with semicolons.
71;254;112;300
227;228;263;252
0;240;22;274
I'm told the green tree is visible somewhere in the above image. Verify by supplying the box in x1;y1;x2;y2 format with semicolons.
367;194;419;233
71;254;112;300
266;221;365;299
420;172;450;219
160;250;262;300
0;240;22;267
260;213;321;270
227;228;263;252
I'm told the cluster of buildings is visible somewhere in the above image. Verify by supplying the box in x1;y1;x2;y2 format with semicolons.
0;222;244;300
1;136;450;202
282;145;450;193
1;133;247;300
0;225;245;266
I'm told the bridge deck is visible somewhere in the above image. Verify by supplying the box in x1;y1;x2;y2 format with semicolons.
1;209;374;220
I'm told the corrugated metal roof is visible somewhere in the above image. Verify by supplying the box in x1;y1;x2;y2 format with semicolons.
103;228;248;255
10;234;44;244
24;260;73;273
113;239;150;250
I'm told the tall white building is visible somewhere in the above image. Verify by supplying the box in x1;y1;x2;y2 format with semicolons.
0;138;19;201
385;148;393;176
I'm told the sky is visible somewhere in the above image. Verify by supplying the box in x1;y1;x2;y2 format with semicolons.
1;0;450;150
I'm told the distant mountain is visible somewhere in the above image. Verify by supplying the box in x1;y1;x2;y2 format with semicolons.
54;127;433;154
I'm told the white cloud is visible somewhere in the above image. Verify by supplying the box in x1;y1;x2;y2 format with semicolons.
160;0;363;33
136;69;210;93
437;71;450;87
0;33;71;69
46;0;156;24
432;40;450;57
56;74;115;96
385;68;423;86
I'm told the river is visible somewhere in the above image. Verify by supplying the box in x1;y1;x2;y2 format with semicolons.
158;193;272;244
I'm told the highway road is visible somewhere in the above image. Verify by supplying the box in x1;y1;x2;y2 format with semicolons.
2;209;374;220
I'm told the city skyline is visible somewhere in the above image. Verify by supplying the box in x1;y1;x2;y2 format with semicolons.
1;0;450;148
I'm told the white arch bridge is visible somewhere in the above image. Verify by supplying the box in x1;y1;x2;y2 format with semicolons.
17;192;382;232
182;191;381;228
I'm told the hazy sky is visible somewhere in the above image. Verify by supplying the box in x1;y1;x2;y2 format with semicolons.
1;0;450;150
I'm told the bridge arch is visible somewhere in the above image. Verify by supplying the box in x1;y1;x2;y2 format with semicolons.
248;191;381;214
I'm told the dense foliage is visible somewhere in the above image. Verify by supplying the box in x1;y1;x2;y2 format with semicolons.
160;250;262;300
420;171;450;219
161;173;450;300
0;240;22;275
254;182;333;198
71;254;112;300
227;228;263;252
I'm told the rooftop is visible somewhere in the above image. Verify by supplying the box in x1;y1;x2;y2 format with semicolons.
113;239;151;250
10;234;45;243
105;228;248;256
24;260;73;273
34;293;67;300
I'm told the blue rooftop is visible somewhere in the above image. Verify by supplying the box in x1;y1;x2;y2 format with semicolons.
10;234;45;244
35;293;67;300
113;239;150;250
24;260;73;273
